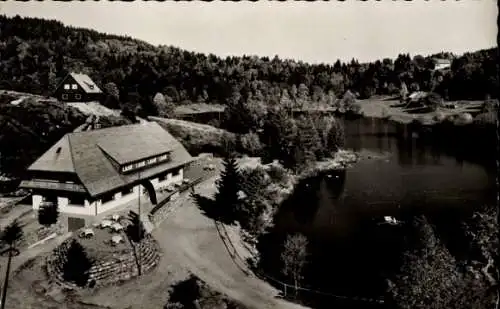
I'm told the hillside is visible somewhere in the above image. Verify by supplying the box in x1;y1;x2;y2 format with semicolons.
0;15;497;114
0;91;132;177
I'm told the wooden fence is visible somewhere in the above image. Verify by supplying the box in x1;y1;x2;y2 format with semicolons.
149;176;205;216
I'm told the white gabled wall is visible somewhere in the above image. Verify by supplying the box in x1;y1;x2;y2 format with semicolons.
32;195;43;210
58;196;95;216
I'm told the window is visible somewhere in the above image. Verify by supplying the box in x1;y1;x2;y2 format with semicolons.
72;84;78;90
69;196;85;206
147;157;157;165
68;217;85;232
136;161;146;168
64;84;70;90
62;94;68;100
158;173;166;182
122;187;133;196
101;194;114;204
172;168;180;176
122;165;133;172
75;94;81;100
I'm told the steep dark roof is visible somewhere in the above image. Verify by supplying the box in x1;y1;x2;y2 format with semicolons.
28;122;193;197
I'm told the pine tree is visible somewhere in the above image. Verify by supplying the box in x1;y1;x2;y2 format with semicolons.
262;107;296;164
62;240;94;287
240;167;268;200
214;153;243;224
104;82;120;100
281;233;308;298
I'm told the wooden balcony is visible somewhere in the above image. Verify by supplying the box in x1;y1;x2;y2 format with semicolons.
19;180;87;193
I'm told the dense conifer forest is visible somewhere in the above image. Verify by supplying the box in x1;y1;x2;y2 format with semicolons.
0;14;498;110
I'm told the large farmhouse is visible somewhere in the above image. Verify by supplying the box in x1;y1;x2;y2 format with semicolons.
20;122;193;230
54;72;103;102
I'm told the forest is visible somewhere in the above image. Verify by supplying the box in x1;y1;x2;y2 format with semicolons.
0;14;498;113
0;15;498;178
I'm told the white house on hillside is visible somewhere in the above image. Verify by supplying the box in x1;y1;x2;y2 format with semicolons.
433;58;452;71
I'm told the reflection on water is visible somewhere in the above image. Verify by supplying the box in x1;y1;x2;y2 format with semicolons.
257;117;497;309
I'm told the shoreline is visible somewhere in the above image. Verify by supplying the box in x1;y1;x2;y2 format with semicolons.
239;149;360;261
297;150;360;181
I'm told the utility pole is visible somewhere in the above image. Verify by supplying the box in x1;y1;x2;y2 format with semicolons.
0;245;13;309
137;170;141;276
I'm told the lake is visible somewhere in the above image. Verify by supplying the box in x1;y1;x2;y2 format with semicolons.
256;117;497;309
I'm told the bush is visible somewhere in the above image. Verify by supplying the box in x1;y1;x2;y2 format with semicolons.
481;99;499;113
474;111;497;126
239;132;263;156
267;164;288;184
240;166;270;199
220;132;237;156
432;111;447;123
38;202;59;227
454;113;473;126
125;211;146;243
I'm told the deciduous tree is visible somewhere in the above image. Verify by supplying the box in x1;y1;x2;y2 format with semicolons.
387;216;466;309
281;233;309;298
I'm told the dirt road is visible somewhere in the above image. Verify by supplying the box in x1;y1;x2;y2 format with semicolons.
78;176;307;309
153;178;307;309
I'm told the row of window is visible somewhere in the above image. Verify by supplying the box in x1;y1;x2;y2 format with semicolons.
121;153;170;173
64;84;78;90
101;186;134;204
41;169;181;208
61;94;81;100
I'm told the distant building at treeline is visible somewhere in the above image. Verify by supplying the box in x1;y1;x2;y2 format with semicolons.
54;72;103;102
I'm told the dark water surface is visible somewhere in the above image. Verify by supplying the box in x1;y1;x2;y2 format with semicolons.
257;117;497;309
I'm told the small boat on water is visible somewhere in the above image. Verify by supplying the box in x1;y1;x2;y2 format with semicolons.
378;216;401;226
326;174;340;179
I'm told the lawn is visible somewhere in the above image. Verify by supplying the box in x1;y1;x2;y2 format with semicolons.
71;224;131;260
356;98;484;124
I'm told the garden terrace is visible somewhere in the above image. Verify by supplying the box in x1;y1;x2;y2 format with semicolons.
46;234;160;289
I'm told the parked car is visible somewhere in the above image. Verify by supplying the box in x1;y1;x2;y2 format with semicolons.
78;228;95;239
204;164;216;171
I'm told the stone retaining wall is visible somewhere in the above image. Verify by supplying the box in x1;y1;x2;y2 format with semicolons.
46;235;161;289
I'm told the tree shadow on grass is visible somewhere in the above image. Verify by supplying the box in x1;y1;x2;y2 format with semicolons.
403;106;433;114
390;102;407;108
190;193;235;225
